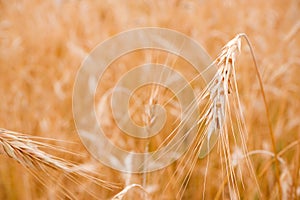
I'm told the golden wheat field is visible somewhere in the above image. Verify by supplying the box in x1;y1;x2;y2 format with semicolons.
0;0;300;199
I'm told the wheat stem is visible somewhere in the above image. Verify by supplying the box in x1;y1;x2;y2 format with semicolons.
239;34;283;200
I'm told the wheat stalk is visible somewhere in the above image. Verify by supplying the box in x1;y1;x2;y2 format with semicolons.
155;34;250;199
0;128;75;171
165;34;264;199
0;128;117;199
196;33;284;199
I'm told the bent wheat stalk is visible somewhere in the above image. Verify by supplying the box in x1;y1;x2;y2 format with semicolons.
196;33;282;199
162;33;278;199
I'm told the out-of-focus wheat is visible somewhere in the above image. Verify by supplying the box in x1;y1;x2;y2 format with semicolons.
111;184;149;200
1;0;299;199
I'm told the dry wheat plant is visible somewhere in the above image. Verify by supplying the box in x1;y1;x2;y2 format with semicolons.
1;0;300;199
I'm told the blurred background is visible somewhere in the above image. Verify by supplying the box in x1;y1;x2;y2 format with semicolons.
0;0;299;199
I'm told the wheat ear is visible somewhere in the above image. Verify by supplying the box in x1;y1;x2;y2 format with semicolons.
198;34;241;158
0;128;117;198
